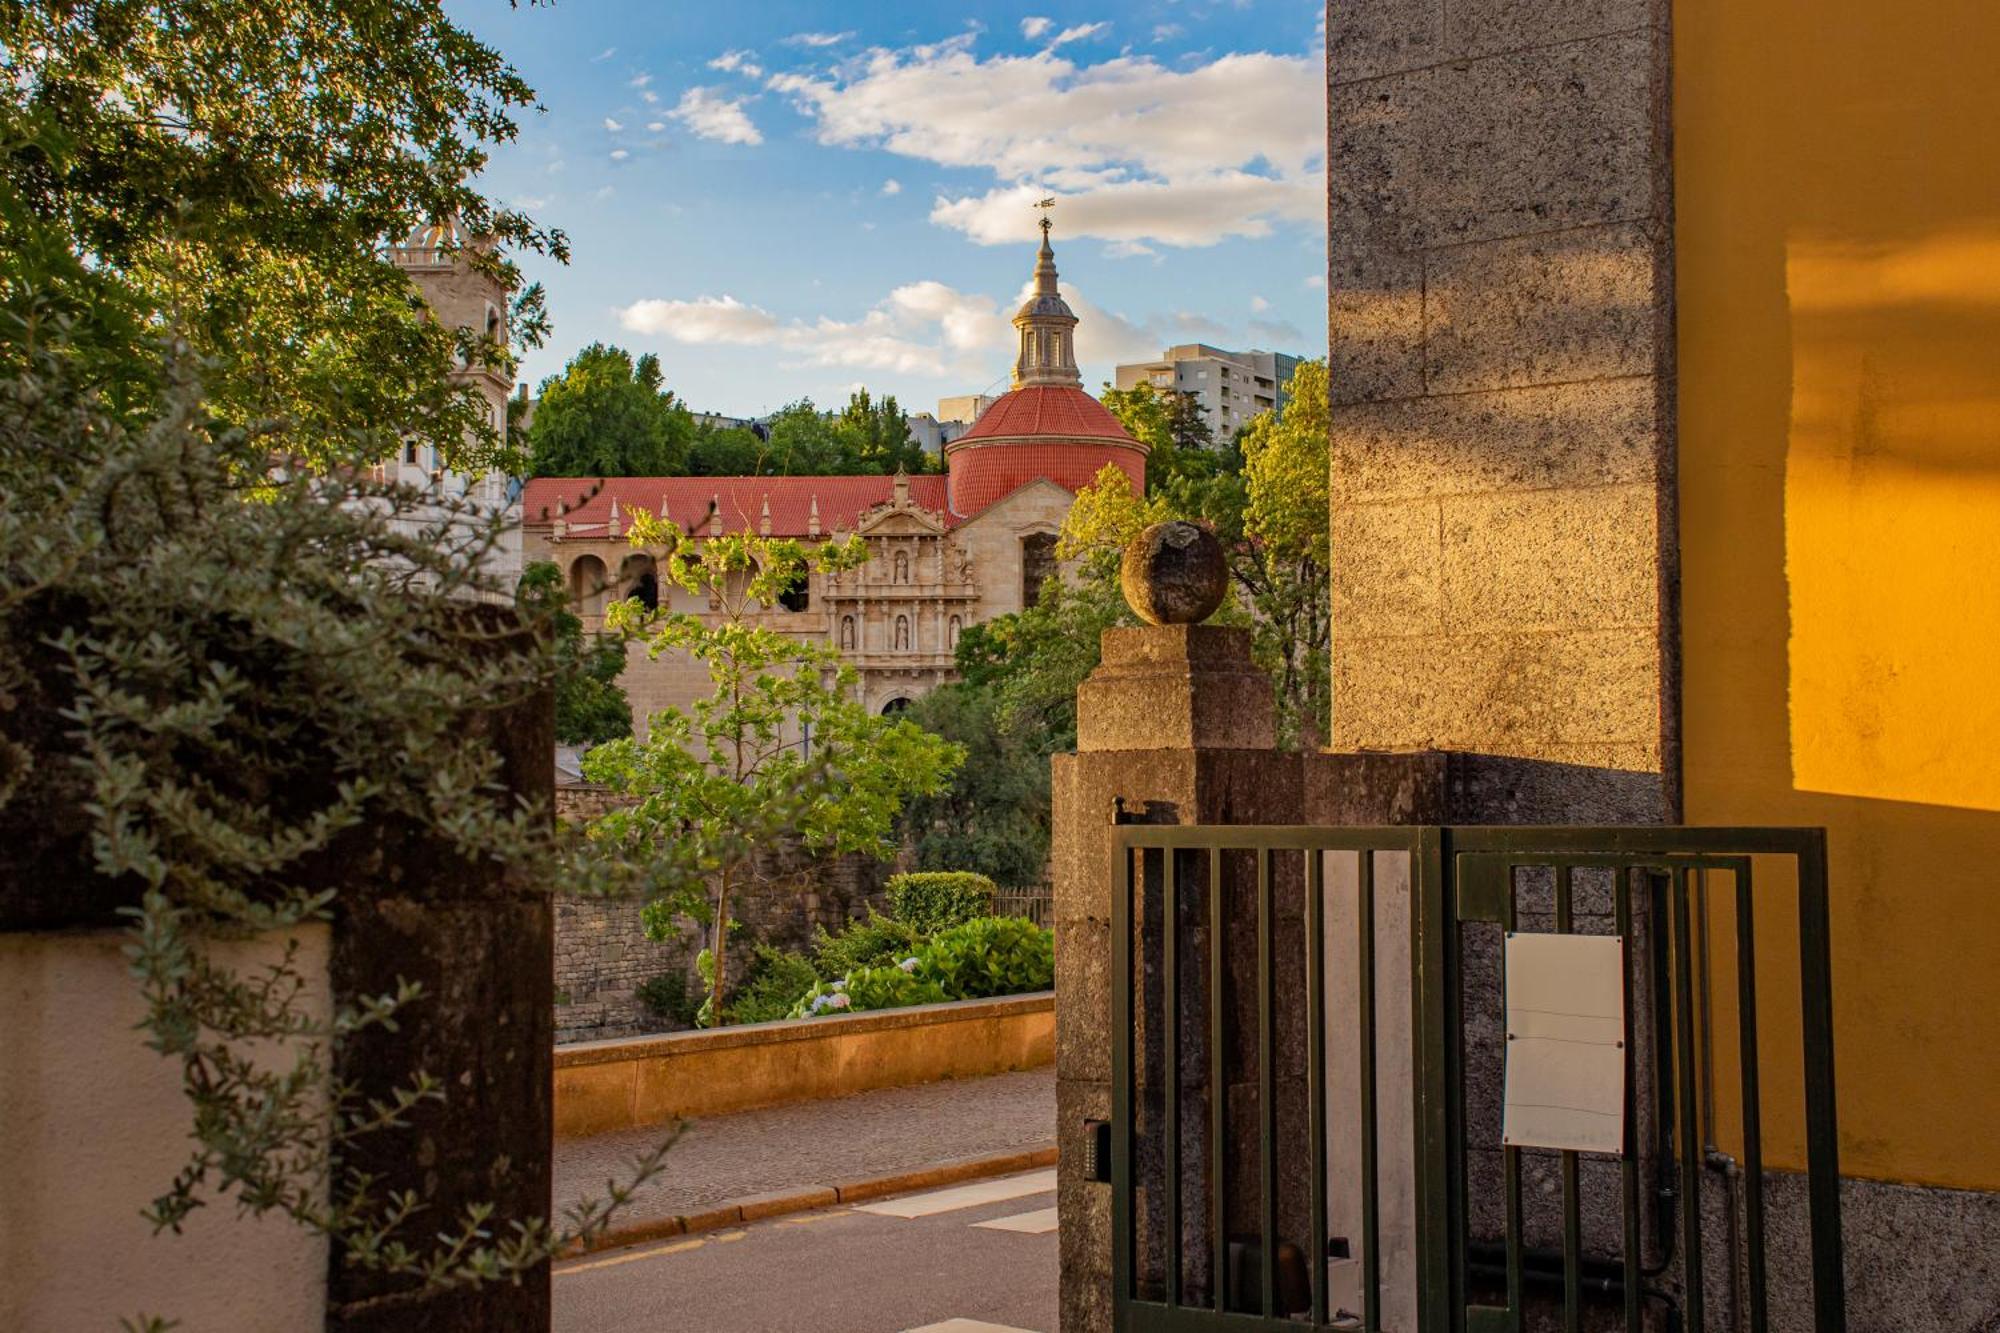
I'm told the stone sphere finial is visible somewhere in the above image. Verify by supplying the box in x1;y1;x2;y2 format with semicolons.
1120;520;1227;625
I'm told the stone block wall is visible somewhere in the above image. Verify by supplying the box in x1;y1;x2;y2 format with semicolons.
1327;0;1678;822
552;782;900;1043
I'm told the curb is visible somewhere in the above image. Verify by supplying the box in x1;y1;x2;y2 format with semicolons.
573;1142;1059;1257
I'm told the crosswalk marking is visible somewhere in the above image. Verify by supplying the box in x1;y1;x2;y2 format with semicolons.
901;1321;1041;1332
856;1169;1058;1219
971;1206;1059;1235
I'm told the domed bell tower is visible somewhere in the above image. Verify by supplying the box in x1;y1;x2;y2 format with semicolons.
1012;215;1083;389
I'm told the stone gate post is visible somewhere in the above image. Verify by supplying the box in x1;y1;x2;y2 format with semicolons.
1051;620;1298;1331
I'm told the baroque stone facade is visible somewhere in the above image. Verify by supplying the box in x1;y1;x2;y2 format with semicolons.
520;225;1147;728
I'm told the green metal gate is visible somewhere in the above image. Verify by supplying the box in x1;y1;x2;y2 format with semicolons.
1107;825;1844;1332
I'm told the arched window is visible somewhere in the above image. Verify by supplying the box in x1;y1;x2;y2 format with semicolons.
620;553;658;611
881;697;911;716
894;615;911;652
840;616;856;651
568;554;609;616
1021;532;1059;608
948;615;962;648
778;570;809;613
894;550;910;584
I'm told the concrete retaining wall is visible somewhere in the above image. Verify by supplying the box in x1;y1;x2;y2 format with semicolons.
554;992;1054;1138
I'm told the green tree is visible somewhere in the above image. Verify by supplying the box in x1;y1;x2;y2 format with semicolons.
758;398;842;474
687;422;769;476
529;343;694;477
837;388;930;474
899;686;1053;889
517;561;632;744
0;0;564;473
1063;359;1333;748
581;520;964;1026
1237;359;1331;746
1101;379;1222;496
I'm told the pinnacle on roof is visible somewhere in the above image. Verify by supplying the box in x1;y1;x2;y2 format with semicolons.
1011;216;1082;390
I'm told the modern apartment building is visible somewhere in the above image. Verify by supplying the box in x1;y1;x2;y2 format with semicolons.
1113;343;1301;441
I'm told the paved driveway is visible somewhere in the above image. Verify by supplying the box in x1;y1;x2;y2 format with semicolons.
554;1168;1060;1333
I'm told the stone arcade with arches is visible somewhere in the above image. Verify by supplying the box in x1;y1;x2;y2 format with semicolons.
521;223;1149;728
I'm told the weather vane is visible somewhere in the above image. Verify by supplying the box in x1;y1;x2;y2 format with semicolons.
1034;195;1056;233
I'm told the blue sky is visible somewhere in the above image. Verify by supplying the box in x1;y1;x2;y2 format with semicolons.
449;1;1328;419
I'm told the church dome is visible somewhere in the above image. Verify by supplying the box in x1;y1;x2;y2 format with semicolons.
944;219;1147;517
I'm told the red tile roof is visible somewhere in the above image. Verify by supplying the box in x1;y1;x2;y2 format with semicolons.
522;475;950;537
955;384;1136;444
944;441;1146;518
522;385;1148;535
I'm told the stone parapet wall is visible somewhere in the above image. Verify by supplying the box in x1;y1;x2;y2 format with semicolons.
554;992;1055;1138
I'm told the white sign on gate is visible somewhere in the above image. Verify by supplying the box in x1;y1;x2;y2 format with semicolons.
1501;932;1627;1155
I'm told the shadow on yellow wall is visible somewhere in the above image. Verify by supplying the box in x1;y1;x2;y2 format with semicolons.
1678;0;2000;1190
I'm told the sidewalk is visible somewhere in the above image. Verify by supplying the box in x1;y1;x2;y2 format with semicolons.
555;1066;1056;1242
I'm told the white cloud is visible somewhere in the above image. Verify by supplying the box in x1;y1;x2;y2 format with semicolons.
610;149;630;161
646;121;667;132
1304;273;1325;289
769;42;1322;248
881;178;903;196
603;117;624;132
630;73;652;88
671;88;764;146
1250;295;1270;312
642;89;660;104
709;49;765;78
1020;16;1053;39
616;273;1166;379
1151;23;1183;42
783;30;855;48
592;47;616;63
1049;22;1110;48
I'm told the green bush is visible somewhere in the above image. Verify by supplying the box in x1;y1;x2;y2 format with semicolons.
886;871;997;934
918;916;1055;1001
636;971;702;1027
729;946;818;1025
790;960;947;1018
811;910;922;981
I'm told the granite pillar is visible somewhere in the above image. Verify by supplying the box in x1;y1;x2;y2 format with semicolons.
1054;624;1304;1331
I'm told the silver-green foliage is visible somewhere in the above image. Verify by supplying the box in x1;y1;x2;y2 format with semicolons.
0;306;665;1302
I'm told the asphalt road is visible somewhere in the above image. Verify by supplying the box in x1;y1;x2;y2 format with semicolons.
554;1168;1060;1333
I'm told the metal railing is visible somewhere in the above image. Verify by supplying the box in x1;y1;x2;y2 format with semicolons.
994;885;1054;928
1107;824;1844;1333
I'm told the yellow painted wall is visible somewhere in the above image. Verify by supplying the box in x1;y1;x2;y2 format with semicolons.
1676;0;2000;1189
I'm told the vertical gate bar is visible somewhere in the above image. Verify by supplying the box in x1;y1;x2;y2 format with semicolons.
1734;861;1769;1333
1359;850;1381;1333
1672;866;1706;1333
1112;836;1134;1320
1439;830;1467;1331
1797;833;1846;1333
1503;867;1524;1332
1209;845;1227;1313
1617;868;1641;1332
1307;849;1329;1326
1258;846;1277;1317
1557;864;1582;1333
1165;848;1182;1308
1411;828;1453;1332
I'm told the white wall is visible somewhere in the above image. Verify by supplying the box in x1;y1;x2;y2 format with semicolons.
0;926;331;1332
